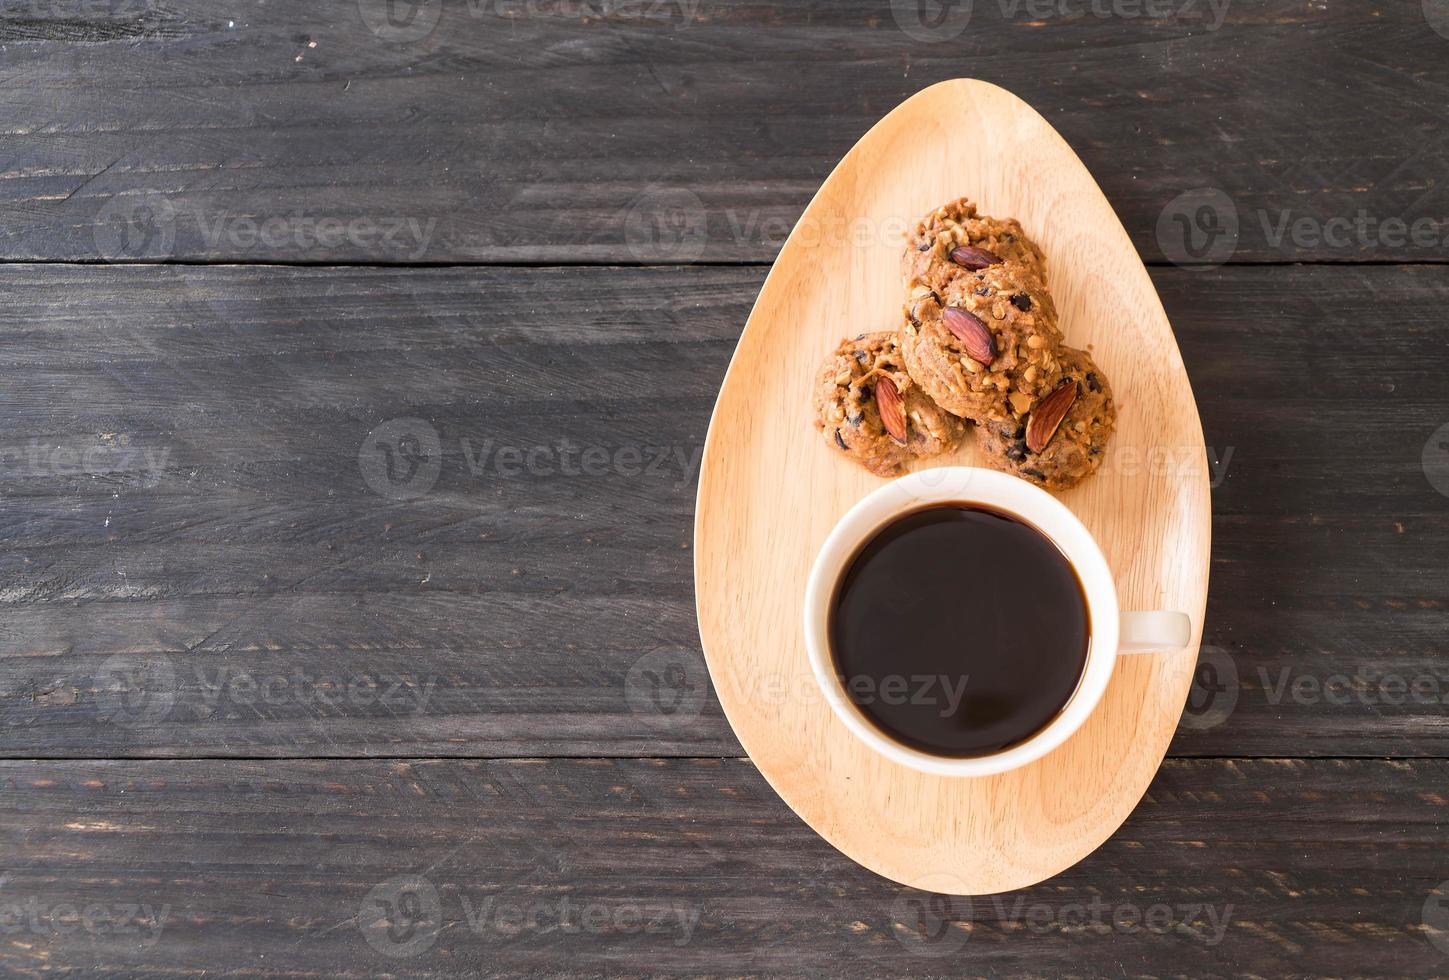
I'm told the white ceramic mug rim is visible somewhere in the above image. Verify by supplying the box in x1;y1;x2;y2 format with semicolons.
802;467;1120;777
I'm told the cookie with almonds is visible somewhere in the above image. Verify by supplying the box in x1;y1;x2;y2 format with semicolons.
814;332;965;477
898;263;1065;425
902;197;1048;298
978;346;1117;491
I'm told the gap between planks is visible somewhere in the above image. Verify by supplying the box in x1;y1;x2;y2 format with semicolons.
3;258;1449;270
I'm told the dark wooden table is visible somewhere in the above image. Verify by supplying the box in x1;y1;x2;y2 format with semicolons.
2;0;1448;975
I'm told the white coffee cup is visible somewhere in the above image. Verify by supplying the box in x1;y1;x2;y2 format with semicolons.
803;467;1191;777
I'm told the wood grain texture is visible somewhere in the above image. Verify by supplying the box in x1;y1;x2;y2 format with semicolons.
0;261;1446;758
0;757;1445;976
1163;263;1449;757
694;80;1209;893
3;2;1445;969
4;0;1449;263
0;263;743;757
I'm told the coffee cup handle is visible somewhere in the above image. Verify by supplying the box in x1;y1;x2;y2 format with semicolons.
1118;611;1192;654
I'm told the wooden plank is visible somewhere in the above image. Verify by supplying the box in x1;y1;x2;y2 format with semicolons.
0;263;746;757
0;757;1444;975
2;0;1448;263
1163;264;1449;756
0;263;1446;757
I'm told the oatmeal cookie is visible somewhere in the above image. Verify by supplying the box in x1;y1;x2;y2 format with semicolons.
902;198;1048;298
978;346;1116;491
898;264;1065;425
814;332;965;477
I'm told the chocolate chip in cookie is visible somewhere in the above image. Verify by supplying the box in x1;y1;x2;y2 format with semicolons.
814;332;965;477
898;265;1065;425
978;346;1116;491
901;198;1049;300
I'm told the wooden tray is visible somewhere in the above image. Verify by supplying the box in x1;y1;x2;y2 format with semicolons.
693;79;1211;895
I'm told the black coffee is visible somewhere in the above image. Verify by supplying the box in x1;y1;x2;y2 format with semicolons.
829;505;1089;757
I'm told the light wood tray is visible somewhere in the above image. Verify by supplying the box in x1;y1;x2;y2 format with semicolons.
693;79;1210;894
